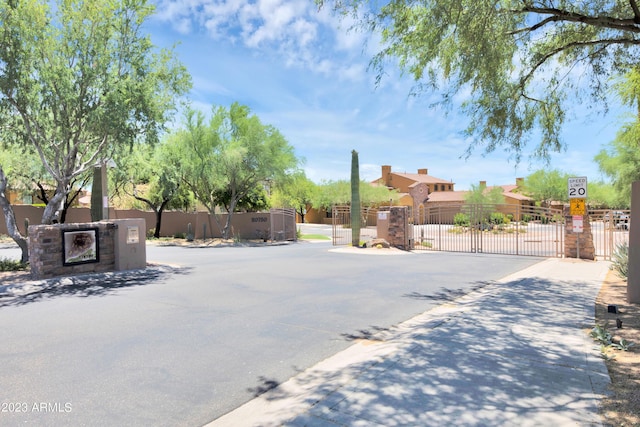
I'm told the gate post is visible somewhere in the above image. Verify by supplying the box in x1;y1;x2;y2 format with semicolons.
628;181;640;303
387;206;410;250
563;207;595;260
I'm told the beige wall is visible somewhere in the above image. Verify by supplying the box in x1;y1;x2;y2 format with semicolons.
1;206;293;240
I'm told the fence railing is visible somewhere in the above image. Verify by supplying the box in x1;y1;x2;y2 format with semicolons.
331;204;631;259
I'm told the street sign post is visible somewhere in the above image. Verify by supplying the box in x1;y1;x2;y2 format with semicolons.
568;177;588;259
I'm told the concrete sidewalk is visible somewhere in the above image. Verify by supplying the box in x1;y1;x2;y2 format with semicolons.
209;258;611;427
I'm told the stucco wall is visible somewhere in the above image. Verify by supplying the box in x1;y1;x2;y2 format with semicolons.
1;206;294;240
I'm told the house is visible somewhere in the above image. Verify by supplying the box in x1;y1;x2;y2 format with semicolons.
372;165;534;223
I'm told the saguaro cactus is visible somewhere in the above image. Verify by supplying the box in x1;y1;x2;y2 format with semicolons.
351;150;361;247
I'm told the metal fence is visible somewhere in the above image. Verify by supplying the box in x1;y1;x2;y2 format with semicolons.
411;204;565;257
331;204;630;260
588;209;630;261
270;208;297;241
331;205;378;246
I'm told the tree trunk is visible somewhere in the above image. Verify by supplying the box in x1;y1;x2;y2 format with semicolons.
153;200;170;239
0;166;29;263
351;150;361;248
41;190;65;225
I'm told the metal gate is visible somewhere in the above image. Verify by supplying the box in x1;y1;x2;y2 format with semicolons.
270;208;297;241
331;205;378;246
588;209;630;261
411;204;565;257
332;204;629;259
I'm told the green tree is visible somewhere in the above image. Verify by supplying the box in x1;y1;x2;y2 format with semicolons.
595;68;640;207
0;0;190;237
320;0;640;161
311;180;399;210
111;141;193;238
464;184;505;205
588;181;624;208
464;184;505;227
0;164;28;262
270;171;317;223
523;169;571;206
174;103;299;239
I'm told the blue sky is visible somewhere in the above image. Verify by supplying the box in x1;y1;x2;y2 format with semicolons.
148;0;628;191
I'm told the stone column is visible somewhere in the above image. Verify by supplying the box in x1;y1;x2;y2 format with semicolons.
387;206;410;250
564;208;595;260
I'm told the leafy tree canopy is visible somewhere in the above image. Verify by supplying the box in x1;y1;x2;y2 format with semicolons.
172;103;299;239
0;0;191;224
522;169;572;205
319;0;640;162
312;179;399;209
595;67;640;207
464;184;505;205
270;171;317;221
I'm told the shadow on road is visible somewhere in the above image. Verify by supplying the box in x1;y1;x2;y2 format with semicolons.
238;275;607;426
402;280;492;302
0;264;190;308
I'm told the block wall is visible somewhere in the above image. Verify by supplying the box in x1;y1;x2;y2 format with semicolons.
28;222;116;279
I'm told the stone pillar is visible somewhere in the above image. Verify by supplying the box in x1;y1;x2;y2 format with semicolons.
564;208;595;260
628;182;640;303
387;206;410;250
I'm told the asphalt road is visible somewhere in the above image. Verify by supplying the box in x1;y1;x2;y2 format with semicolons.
0;239;541;426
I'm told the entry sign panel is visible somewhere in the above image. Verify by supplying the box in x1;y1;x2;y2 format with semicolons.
568;176;588;199
570;198;586;216
572;215;584;233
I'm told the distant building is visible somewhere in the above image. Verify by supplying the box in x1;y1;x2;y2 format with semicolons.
303;165;534;224
372;165;534;223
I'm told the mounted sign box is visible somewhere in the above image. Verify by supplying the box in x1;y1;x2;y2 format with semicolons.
62;228;99;266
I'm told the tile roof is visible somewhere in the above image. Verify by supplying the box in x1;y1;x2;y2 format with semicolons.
392;172;454;185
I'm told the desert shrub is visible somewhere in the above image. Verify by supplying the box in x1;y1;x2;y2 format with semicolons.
454;213;470;227
611;243;629;279
490;212;506;225
0;257;27;272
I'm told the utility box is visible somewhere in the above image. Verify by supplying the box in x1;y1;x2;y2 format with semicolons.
113;218;146;271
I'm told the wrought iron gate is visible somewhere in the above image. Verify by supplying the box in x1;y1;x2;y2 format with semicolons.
410;204;565;257
331;204;630;259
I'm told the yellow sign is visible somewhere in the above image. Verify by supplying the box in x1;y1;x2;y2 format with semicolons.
570;198;586;215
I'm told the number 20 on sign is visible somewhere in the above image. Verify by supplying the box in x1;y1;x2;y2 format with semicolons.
568;176;588;199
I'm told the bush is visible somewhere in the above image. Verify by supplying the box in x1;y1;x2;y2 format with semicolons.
611;243;629;279
490;212;506;225
454;212;470;227
0;257;27;272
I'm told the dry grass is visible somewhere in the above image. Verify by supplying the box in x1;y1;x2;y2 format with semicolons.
595;270;640;427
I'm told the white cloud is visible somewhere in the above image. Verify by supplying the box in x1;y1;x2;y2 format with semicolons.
153;0;370;74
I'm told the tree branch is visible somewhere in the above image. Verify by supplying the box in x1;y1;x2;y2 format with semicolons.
630;0;640;24
509;5;640;34
520;38;640;89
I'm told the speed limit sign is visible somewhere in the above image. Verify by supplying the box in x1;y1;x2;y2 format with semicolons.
568;177;588;199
